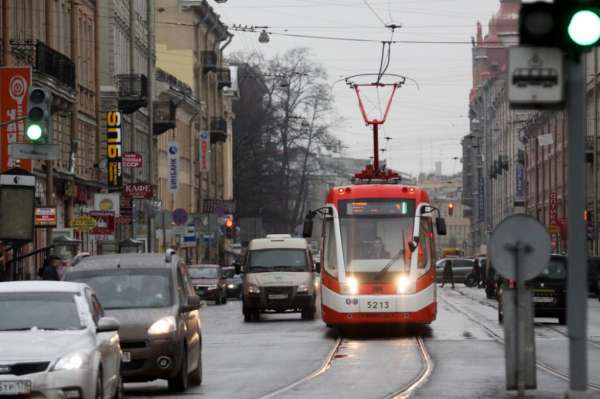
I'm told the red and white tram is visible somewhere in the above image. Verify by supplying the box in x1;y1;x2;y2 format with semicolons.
305;183;446;326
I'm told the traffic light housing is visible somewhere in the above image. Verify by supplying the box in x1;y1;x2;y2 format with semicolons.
224;217;234;239
519;1;600;58
25;86;52;144
447;202;454;217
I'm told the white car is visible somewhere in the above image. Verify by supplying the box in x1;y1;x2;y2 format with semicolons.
0;281;122;399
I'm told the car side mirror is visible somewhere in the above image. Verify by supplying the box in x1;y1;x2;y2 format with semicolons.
96;317;120;333
436;218;447;235
180;295;200;313
314;261;321;273
303;217;314;238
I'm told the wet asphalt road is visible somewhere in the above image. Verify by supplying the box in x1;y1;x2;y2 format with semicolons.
123;289;600;399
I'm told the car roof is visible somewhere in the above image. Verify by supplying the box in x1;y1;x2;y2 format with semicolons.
68;253;176;271
250;237;308;250
0;281;86;294
190;264;220;268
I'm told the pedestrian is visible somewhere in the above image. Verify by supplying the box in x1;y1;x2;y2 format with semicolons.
478;258;487;288
39;255;61;281
441;259;455;288
471;258;481;286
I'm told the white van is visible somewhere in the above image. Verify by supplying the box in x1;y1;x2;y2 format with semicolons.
237;235;318;322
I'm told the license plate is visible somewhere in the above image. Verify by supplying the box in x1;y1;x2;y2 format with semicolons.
533;296;554;303
0;381;31;395
360;298;394;312
122;352;131;363
268;294;288;300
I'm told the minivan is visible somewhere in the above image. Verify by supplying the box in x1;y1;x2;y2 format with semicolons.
237;234;318;321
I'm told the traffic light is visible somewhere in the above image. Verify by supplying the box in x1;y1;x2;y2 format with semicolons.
224;217;234;239
447;202;454;217
25;86;52;144
519;1;600;57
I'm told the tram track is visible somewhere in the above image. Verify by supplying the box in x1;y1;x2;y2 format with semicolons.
439;292;600;391
257;333;433;399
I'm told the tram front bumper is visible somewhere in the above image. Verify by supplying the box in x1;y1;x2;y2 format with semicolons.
322;302;437;324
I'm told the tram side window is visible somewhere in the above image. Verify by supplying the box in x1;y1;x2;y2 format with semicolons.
417;218;434;273
323;218;338;276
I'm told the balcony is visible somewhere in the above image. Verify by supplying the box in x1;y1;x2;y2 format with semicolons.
585;135;598;163
217;67;231;89
117;74;148;114
153;100;176;136
156;68;192;96
210;117;227;144
201;51;218;74
9;39;75;89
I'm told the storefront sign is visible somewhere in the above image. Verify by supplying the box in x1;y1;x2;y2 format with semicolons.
123;183;154;199
71;215;97;232
35;207;57;227
549;191;557;225
478;175;485;223
167;141;179;193
0;67;32;172
106;111;122;191
89;210;115;235
198;131;210;172
123;152;143;168
515;163;525;206
94;193;120;215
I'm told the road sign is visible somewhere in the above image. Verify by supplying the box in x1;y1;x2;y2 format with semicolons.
489;214;551;281
508;47;564;109
9;143;59;160
89;211;115;235
172;208;188;226
71;215;97;232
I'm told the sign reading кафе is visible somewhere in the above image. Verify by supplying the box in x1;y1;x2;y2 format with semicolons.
106;111;122;191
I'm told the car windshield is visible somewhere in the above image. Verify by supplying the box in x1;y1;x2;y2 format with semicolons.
539;258;567;280
222;268;235;278
190;267;218;279
65;269;172;309
249;249;308;271
0;292;84;331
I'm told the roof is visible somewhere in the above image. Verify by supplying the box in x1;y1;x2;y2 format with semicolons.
249;237;308;250
189;264;220;268
71;253;175;271
0;281;85;294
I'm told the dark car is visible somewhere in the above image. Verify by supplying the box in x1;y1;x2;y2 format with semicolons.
223;266;242;298
189;264;227;304
64;252;202;392
588;256;600;298
498;254;567;325
435;257;474;284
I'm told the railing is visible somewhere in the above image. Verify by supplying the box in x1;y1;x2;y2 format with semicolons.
217;67;231;89
210;117;227;143
116;73;148;114
153;100;176;135
201;51;217;73
156;68;192;96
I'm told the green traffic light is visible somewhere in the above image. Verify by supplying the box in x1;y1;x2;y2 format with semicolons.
568;10;600;46
26;124;43;141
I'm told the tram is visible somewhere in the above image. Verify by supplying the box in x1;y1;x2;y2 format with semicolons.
302;73;447;326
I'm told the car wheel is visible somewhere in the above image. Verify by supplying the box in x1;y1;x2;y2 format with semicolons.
168;348;189;392
558;313;567;325
301;307;315;320
189;349;202;386
95;369;103;399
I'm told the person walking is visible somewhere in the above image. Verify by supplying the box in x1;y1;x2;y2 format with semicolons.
39;255;61;281
441;259;455;288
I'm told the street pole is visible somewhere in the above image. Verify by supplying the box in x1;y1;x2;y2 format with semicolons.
566;57;588;393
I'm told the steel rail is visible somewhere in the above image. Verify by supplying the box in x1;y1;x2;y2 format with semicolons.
385;337;433;399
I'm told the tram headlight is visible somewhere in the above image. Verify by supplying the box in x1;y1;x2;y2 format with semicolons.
341;276;359;295
396;275;414;294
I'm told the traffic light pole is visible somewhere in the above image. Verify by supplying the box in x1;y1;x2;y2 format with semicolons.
566;57;589;395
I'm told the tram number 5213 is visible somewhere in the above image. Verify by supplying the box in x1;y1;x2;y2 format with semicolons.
367;301;390;310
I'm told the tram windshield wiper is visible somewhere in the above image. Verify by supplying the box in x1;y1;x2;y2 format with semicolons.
374;231;407;280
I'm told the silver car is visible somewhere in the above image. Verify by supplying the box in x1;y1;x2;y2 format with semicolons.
0;281;122;399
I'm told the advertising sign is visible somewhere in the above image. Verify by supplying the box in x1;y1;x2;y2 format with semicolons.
89;210;115;235
106;111;122;191
167;141;179;193
35;207;57;227
123;183;154;199
549;192;557;225
70;215;97;232
478;175;485;223
123;152;143;168
0;67;32;172
198;131;210;172
94;193;120;216
0;172;35;242
515;163;525;206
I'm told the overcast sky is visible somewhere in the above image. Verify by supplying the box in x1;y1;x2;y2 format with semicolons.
212;0;501;177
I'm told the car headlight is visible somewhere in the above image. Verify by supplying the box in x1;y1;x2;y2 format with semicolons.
341;276;359;295
297;284;309;293
53;351;88;371
396;275;415;294
248;284;261;294
148;316;176;336
227;284;235;289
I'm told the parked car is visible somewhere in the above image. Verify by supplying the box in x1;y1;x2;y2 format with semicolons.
435;257;474;284
498;254;567;325
588;256;600;298
189;264;227;304
64;252;202;392
0;281;122;399
222;266;242;298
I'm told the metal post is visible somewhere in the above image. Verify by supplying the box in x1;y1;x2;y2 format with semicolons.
161;211;166;252
373;123;379;171
566;57;588;393
513;242;528;397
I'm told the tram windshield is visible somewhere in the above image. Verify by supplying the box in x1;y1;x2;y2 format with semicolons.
338;199;425;273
